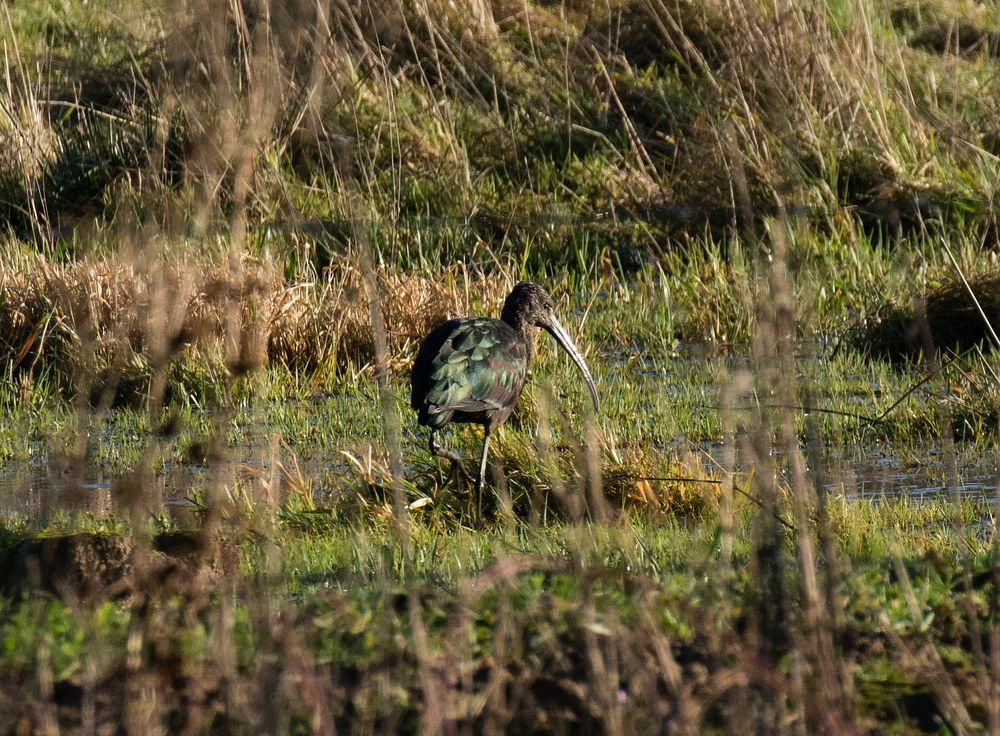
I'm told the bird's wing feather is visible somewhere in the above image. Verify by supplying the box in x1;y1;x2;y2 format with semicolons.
412;318;527;422
427;398;503;415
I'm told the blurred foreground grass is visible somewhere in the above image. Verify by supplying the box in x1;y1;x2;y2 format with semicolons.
0;497;996;733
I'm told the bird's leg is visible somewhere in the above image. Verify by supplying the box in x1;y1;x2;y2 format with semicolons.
429;431;473;486
475;428;491;525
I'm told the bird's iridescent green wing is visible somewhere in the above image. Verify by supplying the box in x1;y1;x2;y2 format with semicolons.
422;318;527;415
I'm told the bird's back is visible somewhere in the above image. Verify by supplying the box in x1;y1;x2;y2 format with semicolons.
410;318;528;429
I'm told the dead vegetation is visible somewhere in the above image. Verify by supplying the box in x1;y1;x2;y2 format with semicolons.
0;246;514;401
0;530;238;602
852;271;1000;362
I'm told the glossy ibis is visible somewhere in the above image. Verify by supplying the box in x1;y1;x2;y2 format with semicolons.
410;282;599;519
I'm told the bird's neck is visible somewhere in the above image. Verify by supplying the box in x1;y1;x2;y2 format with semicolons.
502;312;540;367
522;325;540;367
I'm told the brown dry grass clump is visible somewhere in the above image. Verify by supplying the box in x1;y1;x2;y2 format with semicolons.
853;272;1000;361
270;256;511;374
1;530;238;602
603;444;721;516
0;247;513;401
0;252;280;399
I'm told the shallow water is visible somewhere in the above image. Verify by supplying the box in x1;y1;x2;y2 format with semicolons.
0;341;996;520
3;435;994;521
814;442;998;500
697;438;999;501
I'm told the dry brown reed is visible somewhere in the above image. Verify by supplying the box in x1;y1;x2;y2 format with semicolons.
0;246;513;398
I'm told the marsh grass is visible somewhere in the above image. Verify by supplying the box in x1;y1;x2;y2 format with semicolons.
3;0;1000;733
3;0;1000;243
0;226;998;732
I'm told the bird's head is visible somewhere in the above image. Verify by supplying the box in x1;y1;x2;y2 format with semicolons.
501;282;555;328
501;282;600;414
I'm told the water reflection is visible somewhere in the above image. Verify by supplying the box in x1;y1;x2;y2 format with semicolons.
698;439;999;501
0;461;114;520
812;442;998;500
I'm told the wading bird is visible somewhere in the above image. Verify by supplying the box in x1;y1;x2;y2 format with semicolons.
410;282;599;520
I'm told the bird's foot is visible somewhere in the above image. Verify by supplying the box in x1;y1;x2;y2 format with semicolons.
430;443;474;485
447;457;475;488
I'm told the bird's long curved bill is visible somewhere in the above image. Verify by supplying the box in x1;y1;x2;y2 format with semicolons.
544;316;600;413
